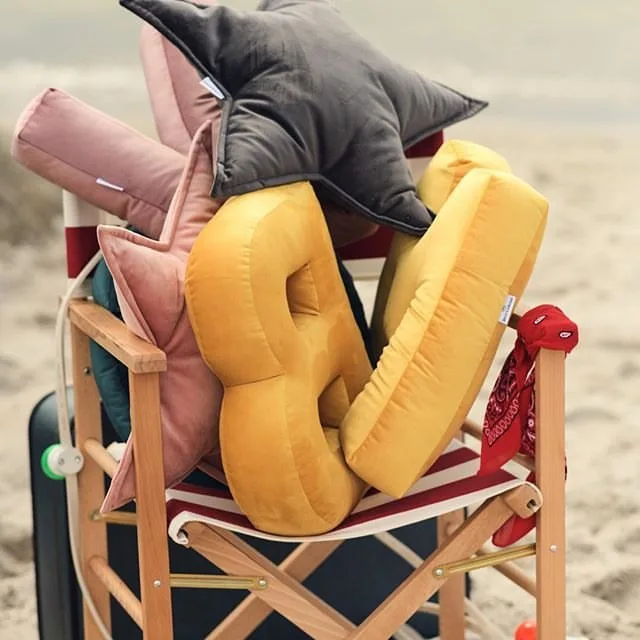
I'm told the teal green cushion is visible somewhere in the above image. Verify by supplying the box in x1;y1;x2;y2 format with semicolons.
90;258;131;441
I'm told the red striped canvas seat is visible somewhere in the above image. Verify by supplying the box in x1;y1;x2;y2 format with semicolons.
166;440;525;545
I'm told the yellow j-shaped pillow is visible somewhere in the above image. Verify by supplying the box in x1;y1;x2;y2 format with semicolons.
342;168;548;498
185;182;371;536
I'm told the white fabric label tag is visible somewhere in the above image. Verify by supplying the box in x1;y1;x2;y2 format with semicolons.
200;76;225;100
96;177;124;192
499;294;517;325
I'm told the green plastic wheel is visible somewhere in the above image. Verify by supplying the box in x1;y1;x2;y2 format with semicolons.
41;444;65;480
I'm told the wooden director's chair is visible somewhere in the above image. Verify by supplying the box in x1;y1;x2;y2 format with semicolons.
70;299;564;640
64;209;568;640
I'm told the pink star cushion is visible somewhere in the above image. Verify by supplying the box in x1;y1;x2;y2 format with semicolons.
99;120;223;512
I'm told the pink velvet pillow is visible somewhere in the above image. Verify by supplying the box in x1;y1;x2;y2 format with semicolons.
139;1;221;156
99;121;223;512
11;88;184;239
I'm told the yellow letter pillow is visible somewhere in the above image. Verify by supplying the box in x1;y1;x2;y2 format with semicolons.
185;182;372;535
371;139;512;358
342;168;548;497
417;138;512;212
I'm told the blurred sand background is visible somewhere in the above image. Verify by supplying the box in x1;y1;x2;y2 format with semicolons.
1;1;640;637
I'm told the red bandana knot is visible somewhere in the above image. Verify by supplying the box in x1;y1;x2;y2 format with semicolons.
477;304;578;546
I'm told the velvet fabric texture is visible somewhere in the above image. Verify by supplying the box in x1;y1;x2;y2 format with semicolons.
342;154;549;498
120;0;487;235
371;140;513;359
11;88;184;239
99;122;224;512
185;182;372;536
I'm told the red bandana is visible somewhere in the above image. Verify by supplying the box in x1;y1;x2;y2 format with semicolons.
478;304;578;546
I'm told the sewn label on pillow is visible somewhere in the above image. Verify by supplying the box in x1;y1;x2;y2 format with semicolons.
499;295;517;325
200;77;225;100
96;177;125;192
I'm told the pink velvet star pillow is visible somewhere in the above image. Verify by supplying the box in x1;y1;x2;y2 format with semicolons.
98;120;223;512
139;0;221;155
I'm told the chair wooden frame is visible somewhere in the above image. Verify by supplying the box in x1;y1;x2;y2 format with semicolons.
69;297;567;640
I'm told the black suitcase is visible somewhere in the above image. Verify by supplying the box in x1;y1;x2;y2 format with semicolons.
29;390;466;639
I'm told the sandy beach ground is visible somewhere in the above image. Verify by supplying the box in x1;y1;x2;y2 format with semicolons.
2;1;640;638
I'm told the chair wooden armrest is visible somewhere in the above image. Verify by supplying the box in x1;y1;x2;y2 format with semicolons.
68;297;172;637
69;298;166;373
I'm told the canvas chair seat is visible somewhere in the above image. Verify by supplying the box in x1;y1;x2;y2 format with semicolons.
166;440;525;545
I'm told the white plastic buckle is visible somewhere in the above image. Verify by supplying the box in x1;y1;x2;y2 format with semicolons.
47;444;84;476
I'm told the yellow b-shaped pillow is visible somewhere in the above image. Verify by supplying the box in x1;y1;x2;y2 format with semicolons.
185;183;371;536
342;166;548;498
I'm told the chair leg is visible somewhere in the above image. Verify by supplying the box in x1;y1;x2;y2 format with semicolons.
207;540;343;639
129;371;173;640
186;523;354;639
535;349;566;639
346;485;539;640
437;510;466;640
71;324;111;640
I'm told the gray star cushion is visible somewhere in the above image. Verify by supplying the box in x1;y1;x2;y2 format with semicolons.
120;0;488;235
